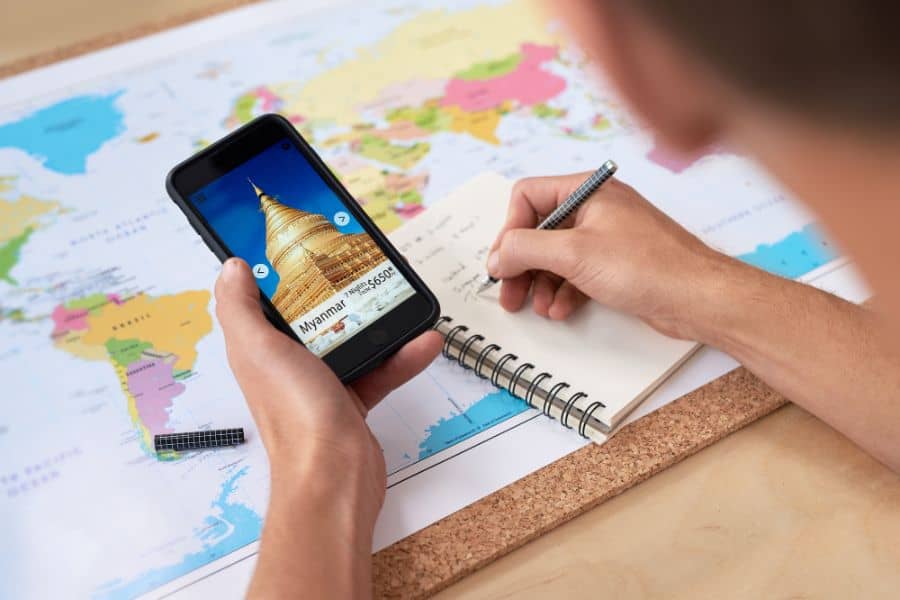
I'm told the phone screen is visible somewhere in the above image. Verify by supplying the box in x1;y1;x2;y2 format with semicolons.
187;138;417;357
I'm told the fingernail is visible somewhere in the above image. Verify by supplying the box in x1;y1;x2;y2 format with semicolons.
487;251;499;275
222;258;241;281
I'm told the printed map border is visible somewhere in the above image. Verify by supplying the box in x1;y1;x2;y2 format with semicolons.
0;4;787;598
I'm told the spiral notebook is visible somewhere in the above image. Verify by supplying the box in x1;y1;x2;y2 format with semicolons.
391;173;700;442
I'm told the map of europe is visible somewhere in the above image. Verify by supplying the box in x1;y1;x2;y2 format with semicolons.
0;1;838;598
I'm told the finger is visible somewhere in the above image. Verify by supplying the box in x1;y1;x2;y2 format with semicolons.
531;272;559;317
491;228;584;282
215;258;312;377
548;281;589;320
351;330;442;411
214;258;275;343
490;172;593;251
506;172;594;230
499;273;532;312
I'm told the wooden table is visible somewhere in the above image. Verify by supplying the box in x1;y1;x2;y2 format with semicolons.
4;2;899;598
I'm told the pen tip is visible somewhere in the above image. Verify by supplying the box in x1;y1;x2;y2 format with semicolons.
476;276;497;294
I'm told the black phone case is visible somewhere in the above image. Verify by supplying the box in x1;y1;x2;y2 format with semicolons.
165;114;440;383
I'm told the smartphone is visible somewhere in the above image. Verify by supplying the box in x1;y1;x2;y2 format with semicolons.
166;114;440;382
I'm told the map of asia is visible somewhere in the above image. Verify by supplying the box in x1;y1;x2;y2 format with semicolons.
0;1;838;597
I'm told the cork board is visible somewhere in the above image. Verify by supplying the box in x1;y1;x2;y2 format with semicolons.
1;5;788;597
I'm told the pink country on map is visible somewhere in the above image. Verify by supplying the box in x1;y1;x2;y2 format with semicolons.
125;356;187;436
646;140;727;174
51;293;122;337
441;43;566;112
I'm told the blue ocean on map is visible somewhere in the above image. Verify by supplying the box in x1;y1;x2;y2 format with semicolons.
0;92;124;175
94;467;262;599
419;389;530;460
737;224;837;279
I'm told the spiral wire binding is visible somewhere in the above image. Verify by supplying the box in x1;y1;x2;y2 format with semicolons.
525;372;552;409
434;315;452;328
578;401;606;438
434;316;603;438
560;391;587;429
508;362;535;397
474;344;500;378
543;381;570;417
457;334;484;369
491;353;519;387
443;323;469;359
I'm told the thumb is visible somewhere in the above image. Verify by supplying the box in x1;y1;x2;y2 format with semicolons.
489;228;584;281
214;258;277;345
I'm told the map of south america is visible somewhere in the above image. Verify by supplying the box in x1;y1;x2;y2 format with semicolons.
50;290;213;451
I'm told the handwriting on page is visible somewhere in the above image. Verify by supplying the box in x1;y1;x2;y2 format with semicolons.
397;213;495;304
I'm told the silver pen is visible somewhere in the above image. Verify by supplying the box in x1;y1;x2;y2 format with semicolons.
477;159;618;293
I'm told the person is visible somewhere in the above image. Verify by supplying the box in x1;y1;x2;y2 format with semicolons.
213;0;900;596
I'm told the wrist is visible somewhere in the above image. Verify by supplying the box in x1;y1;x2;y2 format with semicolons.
268;435;382;530
263;442;377;589
250;439;377;598
688;254;784;351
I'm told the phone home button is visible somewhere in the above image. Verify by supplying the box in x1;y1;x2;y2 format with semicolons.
367;328;390;346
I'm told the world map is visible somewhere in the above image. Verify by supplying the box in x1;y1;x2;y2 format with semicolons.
0;1;837;598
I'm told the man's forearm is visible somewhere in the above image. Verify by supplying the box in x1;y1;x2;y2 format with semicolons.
248;448;377;599
698;258;900;471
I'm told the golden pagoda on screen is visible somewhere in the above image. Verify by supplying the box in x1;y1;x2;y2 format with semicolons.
251;180;384;321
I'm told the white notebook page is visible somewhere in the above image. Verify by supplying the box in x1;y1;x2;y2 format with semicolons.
391;172;699;430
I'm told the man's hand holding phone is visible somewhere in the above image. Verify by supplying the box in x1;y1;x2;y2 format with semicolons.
166;115;443;595
215;257;440;597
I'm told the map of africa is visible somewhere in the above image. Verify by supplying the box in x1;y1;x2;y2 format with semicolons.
0;1;838;598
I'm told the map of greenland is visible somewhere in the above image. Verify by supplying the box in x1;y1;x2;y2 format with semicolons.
0;91;124;175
